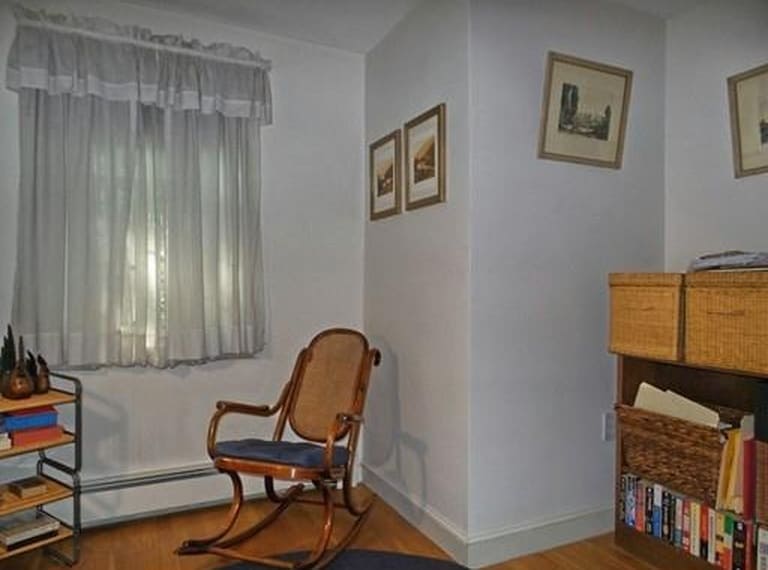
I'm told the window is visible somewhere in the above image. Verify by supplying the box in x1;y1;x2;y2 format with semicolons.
7;6;272;367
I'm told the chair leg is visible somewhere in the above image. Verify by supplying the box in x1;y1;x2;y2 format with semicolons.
291;480;336;569
177;471;245;554
341;472;374;517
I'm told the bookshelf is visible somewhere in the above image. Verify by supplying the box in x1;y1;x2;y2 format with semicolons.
0;373;81;565
610;271;768;570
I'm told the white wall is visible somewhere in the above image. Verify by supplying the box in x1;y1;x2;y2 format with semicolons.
0;0;365;523
665;0;768;270
467;0;665;563
363;0;470;559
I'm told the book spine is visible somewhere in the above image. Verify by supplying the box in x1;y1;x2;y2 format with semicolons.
734;519;747;570
708;506;717;564
653;483;662;538
11;425;63;446
646;485;654;535
745;435;757;521
690;500;701;557
725;513;735;570
682;498;691;551
626;475;635;527
757;525;768;570
717;511;726;567
662;490;671;542
4;412;57;432
674;494;683;547
700;504;709;561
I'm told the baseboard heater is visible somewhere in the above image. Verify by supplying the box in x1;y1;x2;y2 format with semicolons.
80;463;219;494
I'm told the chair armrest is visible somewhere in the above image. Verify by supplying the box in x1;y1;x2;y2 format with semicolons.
206;382;292;459
322;413;364;471
215;401;274;416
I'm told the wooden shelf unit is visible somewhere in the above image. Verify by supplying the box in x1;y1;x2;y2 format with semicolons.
0;373;82;566
609;271;768;569
614;356;764;569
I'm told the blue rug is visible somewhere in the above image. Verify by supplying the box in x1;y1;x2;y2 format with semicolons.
223;549;467;569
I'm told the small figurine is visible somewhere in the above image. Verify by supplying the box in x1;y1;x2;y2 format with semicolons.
35;354;51;394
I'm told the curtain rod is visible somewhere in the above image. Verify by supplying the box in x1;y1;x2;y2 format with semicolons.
16;16;272;71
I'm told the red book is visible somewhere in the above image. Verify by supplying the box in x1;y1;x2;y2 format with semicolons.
701;504;709;560
6;405;56;417
682;499;691;551
11;425;63;446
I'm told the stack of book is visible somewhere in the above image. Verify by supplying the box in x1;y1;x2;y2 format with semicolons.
621;474;753;569
0;513;60;550
0;406;62;448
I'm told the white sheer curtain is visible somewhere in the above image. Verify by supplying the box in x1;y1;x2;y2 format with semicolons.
6;6;271;367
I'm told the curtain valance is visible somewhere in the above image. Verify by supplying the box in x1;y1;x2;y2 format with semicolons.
6;5;272;122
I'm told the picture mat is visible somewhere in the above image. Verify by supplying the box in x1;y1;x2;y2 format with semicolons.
735;72;768;171
544;60;627;162
372;138;397;212
408;115;440;202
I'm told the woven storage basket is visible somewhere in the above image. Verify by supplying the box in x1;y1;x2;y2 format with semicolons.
686;271;768;375
616;404;742;506
609;273;684;361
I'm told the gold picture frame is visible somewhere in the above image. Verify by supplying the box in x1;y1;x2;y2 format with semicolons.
728;62;768;178
538;52;633;169
369;130;402;220
404;103;446;210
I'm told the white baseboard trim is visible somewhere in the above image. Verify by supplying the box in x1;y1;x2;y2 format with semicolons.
362;464;613;569
465;506;614;568
361;464;470;565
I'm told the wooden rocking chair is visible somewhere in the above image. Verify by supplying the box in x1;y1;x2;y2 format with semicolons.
176;328;380;568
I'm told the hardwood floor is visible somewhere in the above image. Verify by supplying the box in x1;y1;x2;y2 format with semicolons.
6;489;656;570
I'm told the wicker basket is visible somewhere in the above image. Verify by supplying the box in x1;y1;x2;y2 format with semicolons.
616;404;740;506
609;273;684;361
686;271;768;375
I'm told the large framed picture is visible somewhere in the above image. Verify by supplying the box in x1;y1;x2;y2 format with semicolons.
728;62;768;178
369;130;402;220
538;52;633;169
404;103;446;210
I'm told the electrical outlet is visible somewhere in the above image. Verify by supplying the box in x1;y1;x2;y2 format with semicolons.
602;411;616;442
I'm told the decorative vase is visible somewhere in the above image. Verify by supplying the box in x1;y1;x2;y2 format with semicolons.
4;365;33;399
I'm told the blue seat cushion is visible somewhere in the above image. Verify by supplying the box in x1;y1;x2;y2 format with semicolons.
214;439;349;469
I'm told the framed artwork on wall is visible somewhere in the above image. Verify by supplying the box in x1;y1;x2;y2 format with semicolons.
404;103;446;210
728;62;768;178
369;129;402;220
538;52;633;169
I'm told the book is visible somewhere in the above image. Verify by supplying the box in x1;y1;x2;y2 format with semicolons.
674;494;683;547
757;525;768;570
682;498;691;551
635;479;645;532
10;425;63;447
707;506;716;564
0;513;60;547
653;483;662;538
645;485;654;535
689;500;701;557
1;406;58;432
8;476;47;499
734;519;747;570
700;504;709;560
716;511;726;566
724;513;735;570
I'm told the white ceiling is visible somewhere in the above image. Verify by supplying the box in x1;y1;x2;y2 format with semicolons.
121;0;709;54
121;0;425;54
605;0;709;19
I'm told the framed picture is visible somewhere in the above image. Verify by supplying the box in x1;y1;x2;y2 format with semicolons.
728;62;768;178
538;52;633;169
404;103;446;210
369;130;402;220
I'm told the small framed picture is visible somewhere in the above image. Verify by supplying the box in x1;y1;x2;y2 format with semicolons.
404;103;446;210
538;52;633;169
369;130;402;220
728;62;768;178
